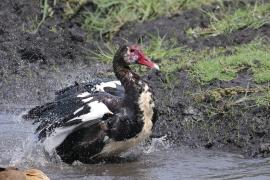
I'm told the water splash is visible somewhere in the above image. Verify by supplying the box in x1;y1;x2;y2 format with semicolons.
143;135;170;154
0;112;60;169
10;136;48;168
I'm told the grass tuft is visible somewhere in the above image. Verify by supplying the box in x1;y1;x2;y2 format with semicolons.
31;0;54;34
84;0;216;38
191;40;270;84
90;43;117;63
187;1;270;37
254;91;270;107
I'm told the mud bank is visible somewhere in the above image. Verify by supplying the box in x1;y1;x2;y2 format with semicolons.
1;0;270;158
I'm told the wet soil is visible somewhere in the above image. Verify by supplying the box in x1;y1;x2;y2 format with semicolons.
0;0;108;105
1;0;270;158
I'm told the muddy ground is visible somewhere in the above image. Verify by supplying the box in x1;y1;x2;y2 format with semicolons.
1;0;270;158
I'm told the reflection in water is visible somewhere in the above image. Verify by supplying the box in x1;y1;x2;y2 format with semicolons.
1;112;270;180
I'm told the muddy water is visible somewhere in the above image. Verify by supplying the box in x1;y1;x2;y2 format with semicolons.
1;112;270;180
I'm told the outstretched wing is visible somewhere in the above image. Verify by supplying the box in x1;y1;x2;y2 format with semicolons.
55;80;124;100
22;79;124;152
23;80;124;120
30;92;121;152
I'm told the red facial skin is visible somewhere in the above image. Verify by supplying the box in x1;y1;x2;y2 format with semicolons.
128;45;159;70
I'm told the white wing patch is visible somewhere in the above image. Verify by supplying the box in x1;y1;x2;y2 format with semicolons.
77;92;91;97
68;101;113;123
82;96;93;103
73;107;84;115
83;101;113;122
93;81;121;92
43;125;79;153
